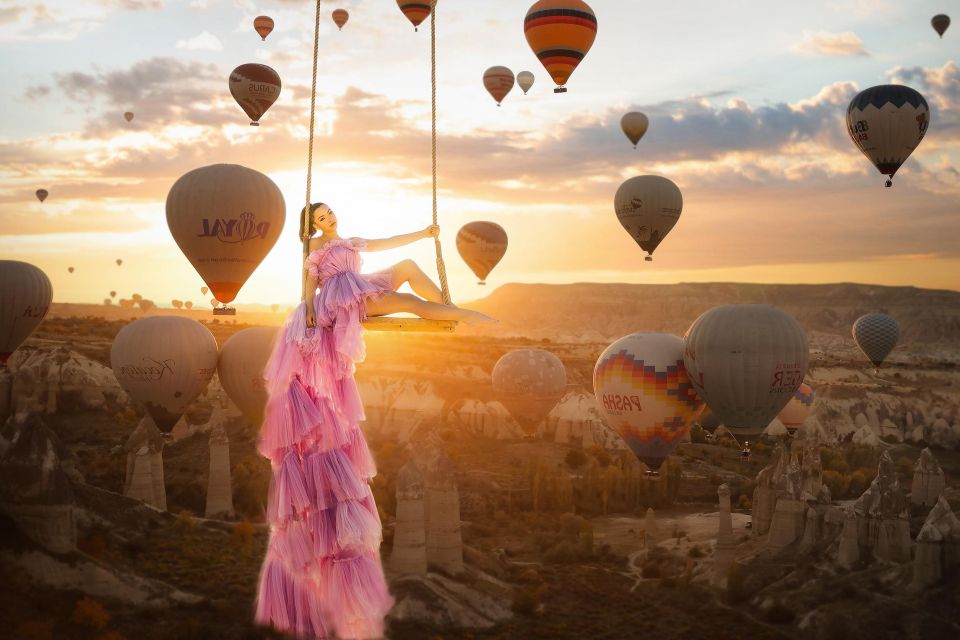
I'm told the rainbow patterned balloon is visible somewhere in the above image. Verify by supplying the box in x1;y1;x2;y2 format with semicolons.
777;382;815;435
594;333;703;473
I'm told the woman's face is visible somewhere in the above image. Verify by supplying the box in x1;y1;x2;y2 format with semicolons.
313;205;337;234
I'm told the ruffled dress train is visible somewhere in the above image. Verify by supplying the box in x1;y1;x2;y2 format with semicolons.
255;239;395;639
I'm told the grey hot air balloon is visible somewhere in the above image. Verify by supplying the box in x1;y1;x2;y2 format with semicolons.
852;313;899;369
683;305;809;438
847;85;929;187
932;14;950;38
614;175;682;261
110;317;218;433
0;261;53;366
492;349;567;435
218;327;277;426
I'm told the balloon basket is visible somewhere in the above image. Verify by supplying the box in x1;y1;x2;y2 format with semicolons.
884;179;892;188
477;281;486;286
645;256;653;262
554;87;567;94
250;122;260;127
213;306;237;316
644;470;660;478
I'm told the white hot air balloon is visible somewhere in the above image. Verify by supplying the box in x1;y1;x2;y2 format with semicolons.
218;327;277;426
683;305;809;438
517;71;535;95
0;261;53;366
846;85;929;187
614;175;683;261
110;317;218;433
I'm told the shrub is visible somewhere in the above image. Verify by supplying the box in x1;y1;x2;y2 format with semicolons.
231;521;256;549
72;597;110;631
737;495;752;510
641;561;662;578
175;510;195;533
688;545;705;559
564;449;588;470
14;622;53;640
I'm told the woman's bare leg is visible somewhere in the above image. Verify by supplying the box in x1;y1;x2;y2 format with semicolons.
388;259;443;303
366;292;495;324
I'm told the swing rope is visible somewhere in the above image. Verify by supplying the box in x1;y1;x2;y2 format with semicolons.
301;0;453;313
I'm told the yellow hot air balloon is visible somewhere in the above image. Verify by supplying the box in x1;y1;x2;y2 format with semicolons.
483;66;515;106
777;382;814;436
110;317;218;433
35;189;48;203
123;112;134;122
621;112;648;148
254;15;275;40
229;64;281;126
517;71;535;94
523;0;597;93
456;222;508;284
397;0;431;31
218;327;278;426
0;261;52;366
166;164;285;305
332;8;349;30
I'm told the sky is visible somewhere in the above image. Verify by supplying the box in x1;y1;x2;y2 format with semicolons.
1;0;958;308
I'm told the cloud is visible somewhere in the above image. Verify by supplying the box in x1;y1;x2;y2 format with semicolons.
794;31;868;57
99;0;163;9
175;30;223;51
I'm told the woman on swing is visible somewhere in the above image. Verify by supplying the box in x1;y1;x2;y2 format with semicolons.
255;203;493;640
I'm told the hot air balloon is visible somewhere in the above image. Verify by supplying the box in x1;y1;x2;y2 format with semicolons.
523;0;597;93
132;293;142;302
517;71;535;95
594;333;704;474
167;164;285;305
0;261;52;366
332;8;349;30
115;259;123;266
104;298;112;305
200;287;208;296
184;301;193;310
397;0;430;31
456;222;508;285
123;112;134;122
210;298;218;308
683;305;809;438
67;267;74;274
35;189;48;203
218;327;277;426
110;290;116;298
171;300;183;309
621;112;648;148
847;85;929;187
110;317;217;433
483;66;515;106
852;313;899;369
253;15;274;40
932;14;950;38
229;64;281;126
777;382;814;436
270;304;279;313
492;349;567;435
614;175;682;262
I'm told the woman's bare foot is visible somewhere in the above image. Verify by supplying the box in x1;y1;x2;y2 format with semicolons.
460;309;497;325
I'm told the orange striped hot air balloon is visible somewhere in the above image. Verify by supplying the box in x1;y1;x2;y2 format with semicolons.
397;0;431;31
228;63;281;126
523;0;597;93
253;15;274;40
483;66;515;106
332;9;349;30
457;222;508;284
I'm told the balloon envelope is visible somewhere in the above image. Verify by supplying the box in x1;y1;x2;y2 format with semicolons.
229;64;281;126
524;0;597;92
777;382;814;435
67;267;74;274
621;112;649;147
184;301;193;309
116;259;123;266
0;261;52;366
517;71;535;94
932;14;950;37
167;164;285;304
594;333;704;472
614;175;682;260
110;317;218;433
218;327;278;426
35;189;48;203
492;349;566;434
332;9;349;30
683;305;809;437
397;0;430;29
456;222;508;284
123;112;134;122
110;291;116;298
852;313;899;367
483;66;515;105
254;15;274;40
846;85;929;186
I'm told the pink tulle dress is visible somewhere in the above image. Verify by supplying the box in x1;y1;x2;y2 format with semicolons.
255;238;394;639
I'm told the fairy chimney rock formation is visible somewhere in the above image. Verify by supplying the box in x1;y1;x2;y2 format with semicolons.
836;509;860;568
911;495;960;592
205;425;234;519
712;484;737;586
645;507;659;541
911;448;946;509
390;460;427;576
424;452;464;575
752;442;788;536
0;412;77;553
853;451;910;563
123;416;166;510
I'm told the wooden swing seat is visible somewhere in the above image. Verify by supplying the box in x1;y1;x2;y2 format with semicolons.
363;317;457;333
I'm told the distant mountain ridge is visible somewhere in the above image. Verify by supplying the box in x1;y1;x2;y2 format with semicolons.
468;282;960;344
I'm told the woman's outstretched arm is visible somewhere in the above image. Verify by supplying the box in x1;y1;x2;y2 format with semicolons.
355;224;438;251
304;271;320;328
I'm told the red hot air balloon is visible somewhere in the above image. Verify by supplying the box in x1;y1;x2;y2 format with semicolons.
332;9;349;30
254;15;275;40
524;0;597;93
397;0;431;31
229;64;281;126
483;66;515;106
